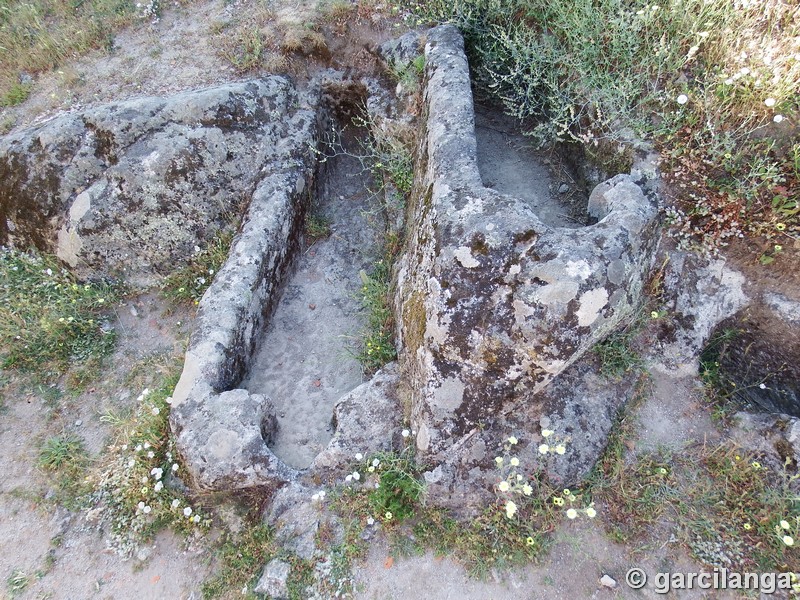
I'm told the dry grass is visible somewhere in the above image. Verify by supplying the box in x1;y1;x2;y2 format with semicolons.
0;0;138;101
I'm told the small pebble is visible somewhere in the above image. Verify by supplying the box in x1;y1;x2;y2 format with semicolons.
129;305;139;317
600;574;617;589
558;183;570;194
309;303;316;310
74;420;82;427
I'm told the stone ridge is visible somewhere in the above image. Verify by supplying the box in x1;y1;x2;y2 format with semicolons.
169;75;405;492
393;25;661;461
0;78;298;287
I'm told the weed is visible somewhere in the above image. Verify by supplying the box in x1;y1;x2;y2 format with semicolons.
597;453;676;543
593;310;651;380
387;54;425;93
364;449;423;523
356;260;396;373
678;445;800;572
329;432;592;581
593;331;644;380
38;433;87;472
280;23;328;57
85;368;210;557
201;524;277;599
0;0;137;101
305;212;332;242
161;231;233;307
6;570;28;598
318;0;355;27
225;27;267;73
1;82;32;106
699;327;740;405
0;249;120;378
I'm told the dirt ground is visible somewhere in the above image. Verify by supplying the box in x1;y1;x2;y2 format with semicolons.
1;1;798;599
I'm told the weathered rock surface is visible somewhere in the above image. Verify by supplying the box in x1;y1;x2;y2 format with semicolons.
419;354;640;514
310;363;404;479
658;250;749;371
394;26;661;462
254;558;291;599
170;388;300;491
170;75;405;492
169;90;319;490
0;77;310;287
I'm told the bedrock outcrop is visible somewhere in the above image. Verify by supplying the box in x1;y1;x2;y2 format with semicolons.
394;26;661;462
0;77;312;287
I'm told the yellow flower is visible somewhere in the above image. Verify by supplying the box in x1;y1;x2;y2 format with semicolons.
498;481;510;492
508;436;518;445
566;508;578;519
505;501;518;518
586;507;597;518
495;456;504;465
522;484;533;496
526;537;535;546
510;457;520;467
541;429;554;438
650;311;659;319
385;511;393;520
538;444;549;454
553;497;565;507
743;523;752;530
783;535;794;547
776;223;786;231
555;445;566;455
563;488;571;497
781;520;791;530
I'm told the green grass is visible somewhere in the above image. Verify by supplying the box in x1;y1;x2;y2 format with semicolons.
0;249;120;377
201;524;277;599
305;212;332;242
356;260;396;373
0;0;139;101
592;305;657;380
39;433;87;471
6;569;29;598
698;327;741;415
678;445;800;572
588;405;800;572
329;441;576;581
38;432;91;508
161;231;233;306
0;81;32;106
87;366;211;557
406;0;799;247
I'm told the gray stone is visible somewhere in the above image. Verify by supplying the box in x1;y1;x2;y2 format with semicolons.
377;30;423;70
254;559;291;599
659;250;748;370
310;364;403;481
419;354;639;515
170;388;299;491
0;77;312;288
393;26;660;464
167;82;320;490
600;574;617;588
